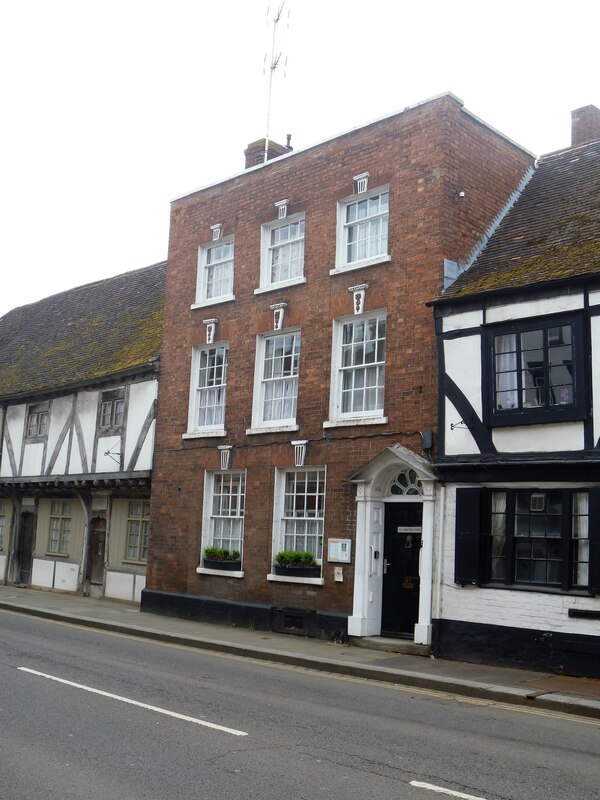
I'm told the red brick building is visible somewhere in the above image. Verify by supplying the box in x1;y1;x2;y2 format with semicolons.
142;93;534;644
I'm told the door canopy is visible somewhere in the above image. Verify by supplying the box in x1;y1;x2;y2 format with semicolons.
349;443;437;500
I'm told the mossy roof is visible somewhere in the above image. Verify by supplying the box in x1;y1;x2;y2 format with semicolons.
0;261;167;401
442;138;600;299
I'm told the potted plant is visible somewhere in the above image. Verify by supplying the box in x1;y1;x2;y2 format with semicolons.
273;550;320;577
202;547;241;571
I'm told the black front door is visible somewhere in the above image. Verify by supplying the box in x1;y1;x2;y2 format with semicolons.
17;512;34;585
381;503;422;638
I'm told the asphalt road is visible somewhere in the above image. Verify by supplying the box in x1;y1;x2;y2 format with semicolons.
1;609;599;800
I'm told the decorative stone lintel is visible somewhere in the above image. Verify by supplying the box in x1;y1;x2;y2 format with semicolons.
210;223;223;241
291;439;308;467
202;318;218;344
348;284;369;315
275;199;289;219
270;302;288;331
353;172;370;194
217;445;232;471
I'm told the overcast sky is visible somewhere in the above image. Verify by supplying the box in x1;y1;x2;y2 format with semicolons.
1;0;598;318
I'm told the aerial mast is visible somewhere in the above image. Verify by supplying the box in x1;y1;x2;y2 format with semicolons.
264;2;288;163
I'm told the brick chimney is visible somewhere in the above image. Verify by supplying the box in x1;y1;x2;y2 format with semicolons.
571;105;600;147
244;136;292;169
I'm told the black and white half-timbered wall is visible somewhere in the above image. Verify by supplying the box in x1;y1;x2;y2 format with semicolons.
432;107;600;677
0;262;165;601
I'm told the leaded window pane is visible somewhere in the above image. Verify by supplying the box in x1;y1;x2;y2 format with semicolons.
493;324;574;413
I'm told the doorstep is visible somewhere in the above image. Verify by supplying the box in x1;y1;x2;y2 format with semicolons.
351;636;431;657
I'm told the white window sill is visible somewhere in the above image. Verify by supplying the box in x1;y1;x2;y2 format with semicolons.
329;254;391;276
254;276;306;295
246;424;299;435
182;429;226;439
323;416;387;428
196;566;244;578
191;294;235;310
267;573;324;585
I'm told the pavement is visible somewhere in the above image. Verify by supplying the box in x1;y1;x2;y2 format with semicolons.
1;584;600;721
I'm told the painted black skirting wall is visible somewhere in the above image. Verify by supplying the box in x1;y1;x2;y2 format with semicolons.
433;619;600;678
140;589;348;640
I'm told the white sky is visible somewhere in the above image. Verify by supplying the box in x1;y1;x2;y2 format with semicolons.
1;0;598;318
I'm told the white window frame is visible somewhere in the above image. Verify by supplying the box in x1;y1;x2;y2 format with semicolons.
48;500;71;555
197;470;246;578
325;310;388;428
185;343;228;438
193;237;235;307
268;467;326;585
247;329;301;434
125;500;150;563
256;213;306;294
332;185;390;274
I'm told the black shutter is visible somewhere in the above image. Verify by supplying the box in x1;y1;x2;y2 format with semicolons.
454;487;482;585
588;488;600;596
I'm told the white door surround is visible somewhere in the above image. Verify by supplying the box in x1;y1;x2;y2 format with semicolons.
347;444;437;644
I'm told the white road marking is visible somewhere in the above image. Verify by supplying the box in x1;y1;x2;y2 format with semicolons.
18;666;248;737
410;782;488;800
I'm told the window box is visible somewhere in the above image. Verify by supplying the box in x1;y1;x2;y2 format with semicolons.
203;557;242;571
273;550;320;577
273;564;321;578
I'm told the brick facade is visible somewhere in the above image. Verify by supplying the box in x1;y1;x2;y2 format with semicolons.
145;93;534;636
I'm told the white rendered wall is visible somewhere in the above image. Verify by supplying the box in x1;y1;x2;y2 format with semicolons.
444;398;480;455
492;422;584;453
47;396;73;474
591;316;600;445
105;571;136;601
442;310;483;333
444;335;482;417
124;380;157;471
96;436;121;473
21;443;44;476
71;391;98;473
486;294;583;324
54;561;79;591
1;406;26;477
31;559;54;589
0;554;7;582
